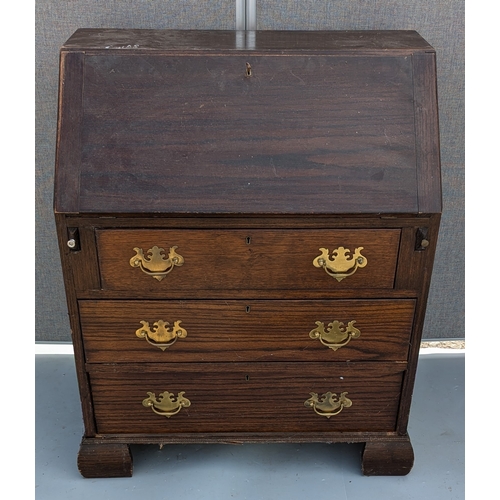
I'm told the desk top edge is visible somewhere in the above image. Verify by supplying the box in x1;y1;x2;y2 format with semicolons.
61;29;435;53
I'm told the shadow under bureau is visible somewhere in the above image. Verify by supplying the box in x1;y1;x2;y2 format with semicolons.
54;29;441;478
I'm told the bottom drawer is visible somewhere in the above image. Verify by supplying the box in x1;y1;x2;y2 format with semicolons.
89;362;406;434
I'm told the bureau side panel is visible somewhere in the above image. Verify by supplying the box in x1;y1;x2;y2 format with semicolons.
412;52;442;214
54;51;84;214
396;213;441;432
54;213;97;435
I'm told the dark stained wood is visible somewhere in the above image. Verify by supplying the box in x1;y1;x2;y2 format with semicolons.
394;216;440;291
66;215;433;229
78;440;132;478
62;29;434;53
76;52;417;214
395;226;427;290
54;29;442;477
54;51;83;214
54;214;96;435
88;431;401;445
74;52;417;215
87;362;406;434
96;229;401;293
396;213;441;433
412;53;442;214
79;299;415;363
362;435;414;476
78;288;418;301
53;30;440;216
66;225;101;292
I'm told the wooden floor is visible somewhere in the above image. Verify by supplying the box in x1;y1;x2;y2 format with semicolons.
35;349;464;499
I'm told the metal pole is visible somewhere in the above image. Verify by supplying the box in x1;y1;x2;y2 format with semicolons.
245;0;257;30
236;0;245;30
236;0;256;31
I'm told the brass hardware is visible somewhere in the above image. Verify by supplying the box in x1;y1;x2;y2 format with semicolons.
136;320;187;351
67;227;80;251
313;246;367;281
142;391;191;418
304;391;352;418
245;62;252;76
415;227;430;251
309;320;361;351
129;245;184;281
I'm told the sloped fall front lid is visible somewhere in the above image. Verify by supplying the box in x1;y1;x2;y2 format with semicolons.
54;29;441;215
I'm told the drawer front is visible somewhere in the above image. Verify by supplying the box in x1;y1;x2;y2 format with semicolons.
80;299;415;363
89;362;405;434
96;229;400;294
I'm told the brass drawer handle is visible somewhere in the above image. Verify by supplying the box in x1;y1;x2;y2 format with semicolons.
136;320;187;351
309;320;360;351
304;391;352;418
313;246;367;282
142;391;191;418
130;245;184;281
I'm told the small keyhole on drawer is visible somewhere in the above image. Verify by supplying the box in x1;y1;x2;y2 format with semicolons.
246;305;251;313
245;375;250;381
245;63;252;77
246;236;251;244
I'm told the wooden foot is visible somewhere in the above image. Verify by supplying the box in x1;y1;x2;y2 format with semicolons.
77;439;133;478
361;436;414;476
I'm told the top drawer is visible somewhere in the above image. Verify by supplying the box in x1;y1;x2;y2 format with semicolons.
96;229;400;294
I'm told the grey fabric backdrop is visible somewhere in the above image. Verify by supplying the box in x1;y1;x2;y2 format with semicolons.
35;1;464;341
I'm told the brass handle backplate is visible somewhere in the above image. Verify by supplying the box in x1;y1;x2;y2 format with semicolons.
142;391;191;418
130;245;184;281
304;391;352;418
309;320;361;351
313;246;367;281
136;320;187;351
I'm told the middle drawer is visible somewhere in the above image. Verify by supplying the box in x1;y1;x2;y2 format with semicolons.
80;299;415;363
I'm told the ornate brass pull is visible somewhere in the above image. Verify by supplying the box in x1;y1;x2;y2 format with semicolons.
313;246;367;282
142;391;191;418
309;320;361;351
130;245;184;281
304;391;352;418
136;320;187;351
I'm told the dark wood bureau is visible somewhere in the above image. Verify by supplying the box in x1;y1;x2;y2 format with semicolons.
54;29;441;478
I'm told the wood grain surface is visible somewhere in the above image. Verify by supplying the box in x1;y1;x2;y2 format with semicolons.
62;29;434;52
77;441;132;478
54;29;442;477
79;299;415;363
96;228;401;292
88;361;406;434
77;53;416;214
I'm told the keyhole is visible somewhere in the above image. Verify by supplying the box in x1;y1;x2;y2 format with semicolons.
245;62;252;77
246;305;251;313
245;375;250;381
246;236;251;244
